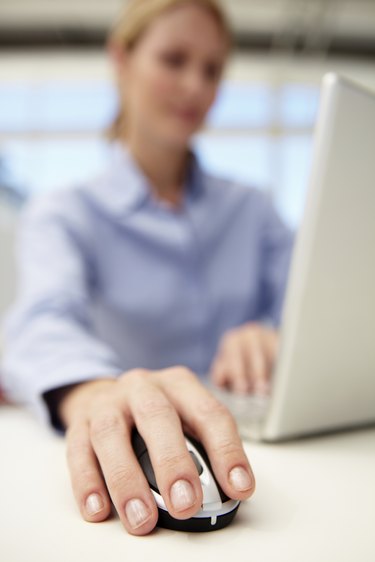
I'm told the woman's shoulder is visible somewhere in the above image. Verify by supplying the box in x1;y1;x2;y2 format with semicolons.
23;184;85;216
22;188;76;220
19;179;99;241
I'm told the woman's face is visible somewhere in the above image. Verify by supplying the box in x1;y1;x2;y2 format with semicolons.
114;2;228;148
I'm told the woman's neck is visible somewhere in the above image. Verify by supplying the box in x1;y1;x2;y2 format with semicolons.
122;134;190;207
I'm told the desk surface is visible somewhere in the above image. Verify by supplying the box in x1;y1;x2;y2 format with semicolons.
1;405;374;562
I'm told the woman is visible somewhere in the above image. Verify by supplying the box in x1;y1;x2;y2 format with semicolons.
1;0;293;535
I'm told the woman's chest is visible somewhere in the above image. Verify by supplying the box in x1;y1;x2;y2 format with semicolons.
90;212;263;328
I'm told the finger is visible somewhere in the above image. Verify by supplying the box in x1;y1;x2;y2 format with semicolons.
129;375;203;520
159;367;255;502
241;329;269;394
88;402;158;536
210;355;227;387
66;419;112;523
262;327;280;374
256;328;278;394
214;335;250;394
209;356;232;390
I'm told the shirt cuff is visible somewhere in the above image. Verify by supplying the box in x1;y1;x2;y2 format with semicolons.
24;365;124;433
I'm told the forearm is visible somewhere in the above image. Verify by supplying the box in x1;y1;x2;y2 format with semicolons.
2;307;124;429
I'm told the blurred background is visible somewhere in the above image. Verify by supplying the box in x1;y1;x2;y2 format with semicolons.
1;0;375;313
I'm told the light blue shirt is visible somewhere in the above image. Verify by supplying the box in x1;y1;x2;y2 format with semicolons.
1;142;294;426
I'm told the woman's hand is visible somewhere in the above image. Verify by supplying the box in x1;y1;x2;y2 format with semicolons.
58;367;255;536
210;323;279;395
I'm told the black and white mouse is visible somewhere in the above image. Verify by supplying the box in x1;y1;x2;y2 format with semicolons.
132;429;240;532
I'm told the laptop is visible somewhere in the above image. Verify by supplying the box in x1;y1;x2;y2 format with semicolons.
207;72;375;442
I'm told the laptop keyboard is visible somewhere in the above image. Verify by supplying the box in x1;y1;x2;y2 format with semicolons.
206;383;270;423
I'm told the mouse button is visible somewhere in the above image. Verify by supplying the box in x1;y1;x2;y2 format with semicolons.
131;429;148;458
139;450;158;491
189;451;203;476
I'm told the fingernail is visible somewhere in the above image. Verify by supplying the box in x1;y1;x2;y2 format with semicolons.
125;498;152;529
86;493;104;516
229;466;253;491
170;479;196;512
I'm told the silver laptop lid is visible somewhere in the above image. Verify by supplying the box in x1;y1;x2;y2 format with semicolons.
263;73;375;441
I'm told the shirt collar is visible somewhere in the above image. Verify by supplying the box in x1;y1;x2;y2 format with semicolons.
88;141;205;219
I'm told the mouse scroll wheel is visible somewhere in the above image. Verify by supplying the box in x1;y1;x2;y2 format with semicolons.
189;451;203;475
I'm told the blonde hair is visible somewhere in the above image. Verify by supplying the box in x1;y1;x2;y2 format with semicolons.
106;0;232;140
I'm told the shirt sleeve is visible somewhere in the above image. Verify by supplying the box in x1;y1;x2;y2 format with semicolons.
258;194;295;328
0;195;124;428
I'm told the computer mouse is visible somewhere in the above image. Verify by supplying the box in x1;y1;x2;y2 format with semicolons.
131;428;240;532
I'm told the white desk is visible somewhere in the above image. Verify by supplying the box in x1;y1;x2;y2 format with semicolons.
1;405;374;562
